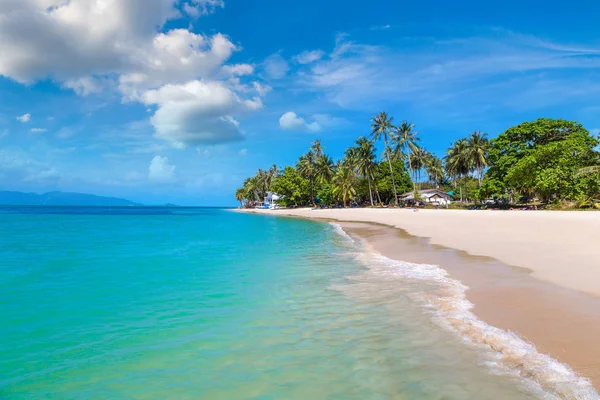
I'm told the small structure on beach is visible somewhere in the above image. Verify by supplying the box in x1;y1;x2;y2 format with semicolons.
262;192;283;209
401;189;453;206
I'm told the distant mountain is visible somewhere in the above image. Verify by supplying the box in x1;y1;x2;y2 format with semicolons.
0;191;142;206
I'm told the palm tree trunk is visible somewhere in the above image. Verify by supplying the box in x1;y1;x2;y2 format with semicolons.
375;187;382;205
478;166;483;186
367;176;374;206
408;156;416;195
385;140;398;205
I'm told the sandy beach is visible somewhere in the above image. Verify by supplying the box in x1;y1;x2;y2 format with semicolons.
243;208;600;297
241;208;600;391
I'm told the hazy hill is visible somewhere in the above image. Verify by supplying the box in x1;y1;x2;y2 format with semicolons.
0;191;141;206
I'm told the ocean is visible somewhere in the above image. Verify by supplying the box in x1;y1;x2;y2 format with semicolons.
0;207;594;399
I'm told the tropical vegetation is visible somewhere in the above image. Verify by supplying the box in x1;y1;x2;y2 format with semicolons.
236;116;600;209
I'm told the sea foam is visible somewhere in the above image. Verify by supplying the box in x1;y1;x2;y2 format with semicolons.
331;223;599;400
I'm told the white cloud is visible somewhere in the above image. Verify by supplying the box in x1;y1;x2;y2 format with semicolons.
238;148;248;156
296;30;600;112
17;113;31;123
252;82;271;97
294;50;325;64
30;128;47;133
183;0;224;18
143;80;262;147
312;114;347;128
0;149;60;186
370;24;391;31
263;53;289;79
279;112;321;133
0;1;266;145
148;155;176;182
62;77;107;96
118;30;244;100
0;0;180;83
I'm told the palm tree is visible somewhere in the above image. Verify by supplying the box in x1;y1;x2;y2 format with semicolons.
466;131;490;186
311;140;324;157
235;187;246;207
393;121;419;194
297;151;317;206
354;137;378;206
409;147;428;190
425;154;445;188
444;139;471;202
371;112;398;205
315;154;335;185
266;164;278;190
333;160;357;207
242;176;260;202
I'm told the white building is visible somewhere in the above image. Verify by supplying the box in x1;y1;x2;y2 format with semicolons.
401;189;453;206
263;192;283;209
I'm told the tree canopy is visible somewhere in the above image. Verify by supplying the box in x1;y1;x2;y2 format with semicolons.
236;116;600;209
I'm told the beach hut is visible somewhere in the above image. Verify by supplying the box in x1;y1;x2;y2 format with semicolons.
263;192;283;209
401;189;453;206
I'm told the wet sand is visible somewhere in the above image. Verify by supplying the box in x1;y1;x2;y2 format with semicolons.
340;221;600;391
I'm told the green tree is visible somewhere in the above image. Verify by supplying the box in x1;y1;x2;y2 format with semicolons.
371;112;399;205
485;118;599;202
235;187;245;207
353;137;378;206
444;138;471;201
332;160;357;207
376;158;413;204
505;135;599;202
315;154;335;185
466;131;490;186
393;121;419;194
425;154;445;188
271;166;310;206
296;151;317;206
409;147;428;190
311;139;324;157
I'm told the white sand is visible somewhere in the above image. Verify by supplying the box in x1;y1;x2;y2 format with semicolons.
242;208;600;297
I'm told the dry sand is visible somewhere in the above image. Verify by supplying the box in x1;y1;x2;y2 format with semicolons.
240;207;600;389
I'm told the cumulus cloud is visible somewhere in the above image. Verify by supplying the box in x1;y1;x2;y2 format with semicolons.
30;128;47;133
262;53;289;79
279;112;320;132
17;113;31;123
294;50;324;64
0;1;266;145
143;80;262;147
0;0;179;83
148;155;176;182
118;30;245;100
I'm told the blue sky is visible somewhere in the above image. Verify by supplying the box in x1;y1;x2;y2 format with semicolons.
1;0;599;205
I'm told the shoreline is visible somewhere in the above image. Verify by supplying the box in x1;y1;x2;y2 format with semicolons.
238;208;600;394
239;208;600;297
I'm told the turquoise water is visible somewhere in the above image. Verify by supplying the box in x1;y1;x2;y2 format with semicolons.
0;207;572;399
